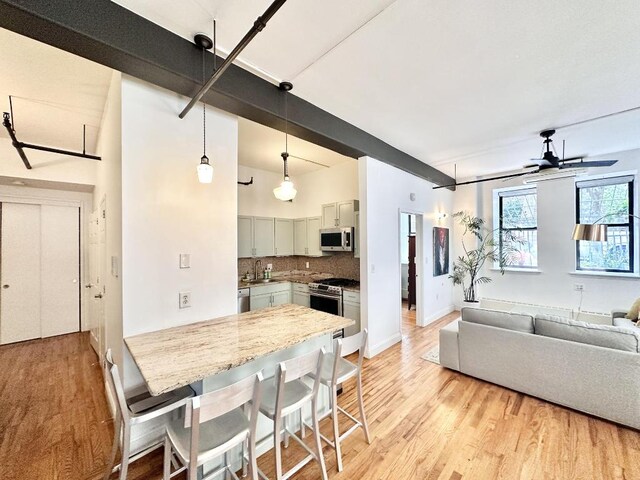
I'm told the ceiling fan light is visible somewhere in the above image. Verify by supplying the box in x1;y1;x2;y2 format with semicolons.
197;155;213;184
273;176;297;201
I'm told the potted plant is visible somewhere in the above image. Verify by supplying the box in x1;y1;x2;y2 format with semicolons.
449;211;519;305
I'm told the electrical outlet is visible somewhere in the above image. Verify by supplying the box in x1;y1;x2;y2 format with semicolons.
179;291;191;308
305;262;309;269
267;263;273;270
179;253;191;269
574;284;585;292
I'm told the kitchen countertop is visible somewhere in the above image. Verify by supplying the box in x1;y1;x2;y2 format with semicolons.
125;304;354;396
238;272;360;292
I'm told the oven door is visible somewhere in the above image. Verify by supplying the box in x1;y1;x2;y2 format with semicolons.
310;291;342;317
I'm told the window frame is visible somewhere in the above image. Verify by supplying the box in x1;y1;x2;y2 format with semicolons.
497;187;538;269
575;176;635;273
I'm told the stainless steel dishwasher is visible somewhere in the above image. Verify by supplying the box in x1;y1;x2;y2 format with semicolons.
237;288;250;313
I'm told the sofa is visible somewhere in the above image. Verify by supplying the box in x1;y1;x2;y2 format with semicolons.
439;307;640;430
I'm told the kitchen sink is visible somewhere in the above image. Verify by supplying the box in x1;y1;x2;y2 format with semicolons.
242;279;272;284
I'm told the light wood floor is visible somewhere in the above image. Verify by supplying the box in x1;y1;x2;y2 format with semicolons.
2;308;640;479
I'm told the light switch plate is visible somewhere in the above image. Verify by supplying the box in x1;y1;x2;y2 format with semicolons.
179;291;191;308
179;253;191;269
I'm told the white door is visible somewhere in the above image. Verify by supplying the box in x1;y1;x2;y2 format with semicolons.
88;211;99;354
0;203;41;344
337;201;355;227
293;218;307;256
95;197;107;360
238;216;254;258
307;217;322;257
40;205;80;338
253;217;275;257
274;218;293;256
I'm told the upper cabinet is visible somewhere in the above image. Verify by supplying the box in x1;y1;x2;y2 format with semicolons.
274;219;294;257
293;217;323;257
239;216;275;258
322;200;359;228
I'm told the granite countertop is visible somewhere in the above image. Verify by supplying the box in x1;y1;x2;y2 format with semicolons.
124;304;354;396
237;272;334;289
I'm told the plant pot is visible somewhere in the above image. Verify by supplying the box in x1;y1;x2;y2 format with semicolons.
461;300;480;309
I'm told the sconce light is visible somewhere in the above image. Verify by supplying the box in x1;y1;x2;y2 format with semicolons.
436;212;448;221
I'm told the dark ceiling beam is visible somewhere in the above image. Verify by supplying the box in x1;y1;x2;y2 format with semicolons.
0;0;455;188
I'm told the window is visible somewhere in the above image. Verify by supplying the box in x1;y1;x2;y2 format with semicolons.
576;175;634;272
498;188;538;267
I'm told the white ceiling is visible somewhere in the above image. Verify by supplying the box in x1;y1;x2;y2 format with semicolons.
115;0;640;180
0;28;112;158
238;117;353;176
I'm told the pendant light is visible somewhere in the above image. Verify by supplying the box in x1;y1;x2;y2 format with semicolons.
273;81;297;201
195;27;215;184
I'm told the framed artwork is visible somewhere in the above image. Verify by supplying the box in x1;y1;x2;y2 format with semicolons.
433;227;449;277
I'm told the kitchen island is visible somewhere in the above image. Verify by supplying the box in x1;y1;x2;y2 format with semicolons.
125;304;353;476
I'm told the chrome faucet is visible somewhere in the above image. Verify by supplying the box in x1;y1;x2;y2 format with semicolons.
254;259;262;280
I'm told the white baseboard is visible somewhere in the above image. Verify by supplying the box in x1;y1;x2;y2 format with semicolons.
367;333;402;358
422;305;456;326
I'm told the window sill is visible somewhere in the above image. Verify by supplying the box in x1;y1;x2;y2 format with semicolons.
569;270;640;279
490;267;542;274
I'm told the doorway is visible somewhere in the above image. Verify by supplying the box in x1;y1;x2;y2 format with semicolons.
399;211;422;334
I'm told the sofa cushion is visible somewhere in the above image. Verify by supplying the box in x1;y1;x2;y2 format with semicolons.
461;307;534;333
535;314;640;353
613;317;640;332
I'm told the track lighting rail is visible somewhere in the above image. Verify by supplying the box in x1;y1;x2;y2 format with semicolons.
2;112;101;170
179;0;288;119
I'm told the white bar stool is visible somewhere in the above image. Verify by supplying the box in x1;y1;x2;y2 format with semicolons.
103;349;194;480
308;329;371;472
257;348;328;480
163;371;264;480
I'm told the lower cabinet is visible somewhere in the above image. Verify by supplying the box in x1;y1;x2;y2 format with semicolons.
249;283;292;311
342;289;361;337
292;291;310;307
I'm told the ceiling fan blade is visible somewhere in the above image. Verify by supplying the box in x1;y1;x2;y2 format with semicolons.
559;160;618;169
524;159;552;168
433;170;533;190
560;156;583;162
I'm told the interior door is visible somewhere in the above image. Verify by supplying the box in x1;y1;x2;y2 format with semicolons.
40;205;80;338
95;197;107;361
0;203;41;344
88;211;99;354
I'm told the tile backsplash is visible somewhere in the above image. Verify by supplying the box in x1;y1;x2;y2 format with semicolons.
238;252;360;280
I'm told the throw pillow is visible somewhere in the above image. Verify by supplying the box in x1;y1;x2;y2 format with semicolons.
625;298;640;320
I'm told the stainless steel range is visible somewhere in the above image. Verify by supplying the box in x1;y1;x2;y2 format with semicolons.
308;277;360;339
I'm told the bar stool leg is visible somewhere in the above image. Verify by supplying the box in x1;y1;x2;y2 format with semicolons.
273;415;284;480
330;385;343;472
283;415;290;448
163;437;172;480
311;397;328;480
119;424;131;480
300;407;306;439
104;413;121;480
357;371;371;444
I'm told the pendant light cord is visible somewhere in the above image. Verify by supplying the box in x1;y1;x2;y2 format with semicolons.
202;47;206;158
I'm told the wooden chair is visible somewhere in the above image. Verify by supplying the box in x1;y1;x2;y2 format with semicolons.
308;329;371;472
103;349;194;480
163;371;264;480
258;348;328;480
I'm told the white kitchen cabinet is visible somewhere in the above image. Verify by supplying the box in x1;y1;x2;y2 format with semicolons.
272;290;291;306
274;218;294;256
238;216;254;258
354;211;360;259
307;217;322;257
249;282;291;310
253;217;275;257
321;200;359;228
343;290;361;337
293;218;307;256
292;283;310;307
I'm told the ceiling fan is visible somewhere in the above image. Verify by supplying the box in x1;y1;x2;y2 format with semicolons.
433;129;618;189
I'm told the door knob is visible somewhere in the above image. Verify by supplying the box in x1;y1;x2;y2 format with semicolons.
2;284;9;289
94;293;103;299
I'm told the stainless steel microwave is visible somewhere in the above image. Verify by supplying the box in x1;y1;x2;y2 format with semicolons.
320;227;354;252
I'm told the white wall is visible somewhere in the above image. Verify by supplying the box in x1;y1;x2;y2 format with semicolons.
120;76;238;343
238;160;359;219
452;148;640;314
93;71;124;366
359;156;454;357
238;165;298;218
